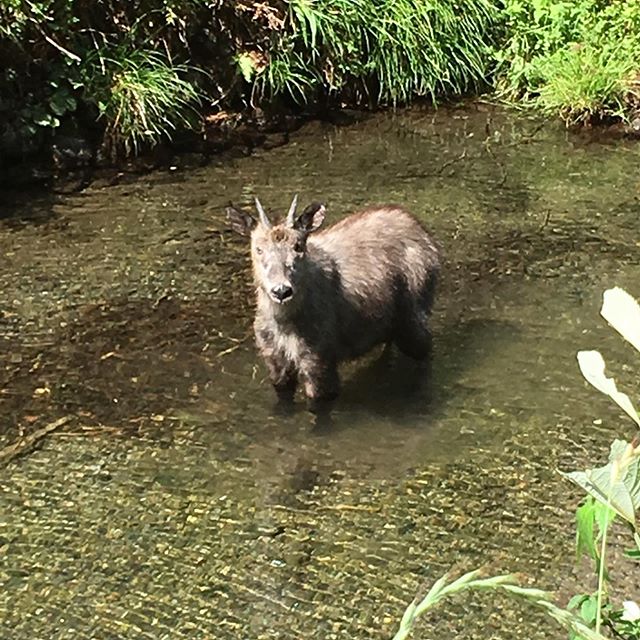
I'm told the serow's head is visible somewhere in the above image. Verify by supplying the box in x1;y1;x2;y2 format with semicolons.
227;195;326;305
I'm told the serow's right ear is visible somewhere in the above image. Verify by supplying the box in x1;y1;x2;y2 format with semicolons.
226;204;257;237
293;202;326;234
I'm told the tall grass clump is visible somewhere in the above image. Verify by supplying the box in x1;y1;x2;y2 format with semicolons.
0;1;212;161
249;0;499;105
82;48;202;157
0;0;501;162
533;43;639;125
494;0;640;124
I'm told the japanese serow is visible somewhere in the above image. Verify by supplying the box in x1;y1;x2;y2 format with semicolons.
227;196;440;404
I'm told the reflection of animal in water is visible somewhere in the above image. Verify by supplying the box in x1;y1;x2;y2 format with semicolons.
227;195;440;407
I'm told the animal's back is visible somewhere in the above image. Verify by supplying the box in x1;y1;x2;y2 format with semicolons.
310;206;439;312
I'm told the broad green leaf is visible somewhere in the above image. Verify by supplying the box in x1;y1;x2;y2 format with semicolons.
577;350;640;427
601;287;640;354
592;498;616;537
49;90;76;116
562;440;640;526
580;595;598;625
568;593;590;610
236;52;257;82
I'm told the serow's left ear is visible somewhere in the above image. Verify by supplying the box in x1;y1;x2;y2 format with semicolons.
293;202;326;233
226;204;257;236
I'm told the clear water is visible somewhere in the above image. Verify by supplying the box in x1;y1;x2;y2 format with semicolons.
2;104;640;639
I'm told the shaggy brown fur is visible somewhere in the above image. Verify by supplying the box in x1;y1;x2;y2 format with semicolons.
227;198;440;404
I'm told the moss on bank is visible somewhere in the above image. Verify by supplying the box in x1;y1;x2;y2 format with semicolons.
2;0;640;175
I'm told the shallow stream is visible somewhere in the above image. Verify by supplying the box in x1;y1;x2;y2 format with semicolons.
2;105;639;639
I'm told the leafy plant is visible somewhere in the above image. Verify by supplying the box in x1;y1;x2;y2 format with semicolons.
564;287;640;639
564;439;640;639
494;0;640;123
532;42;639;125
391;287;640;640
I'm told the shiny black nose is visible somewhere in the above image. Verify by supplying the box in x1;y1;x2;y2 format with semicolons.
271;284;293;302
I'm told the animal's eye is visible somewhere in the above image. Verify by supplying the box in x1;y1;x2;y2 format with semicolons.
255;247;263;255
294;242;305;253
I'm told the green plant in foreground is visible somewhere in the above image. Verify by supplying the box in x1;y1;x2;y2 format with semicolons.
392;287;640;640
392;570;608;640
564;287;640;639
564;438;640;639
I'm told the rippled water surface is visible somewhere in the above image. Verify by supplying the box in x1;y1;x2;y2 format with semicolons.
2;105;640;639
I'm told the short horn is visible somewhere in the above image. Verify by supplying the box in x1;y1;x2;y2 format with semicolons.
285;194;298;226
254;197;271;228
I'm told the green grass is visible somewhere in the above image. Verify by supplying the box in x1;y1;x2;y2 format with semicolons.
5;0;640;161
493;0;640;124
252;0;498;105
532;41;639;125
82;48;202;156
8;0;499;157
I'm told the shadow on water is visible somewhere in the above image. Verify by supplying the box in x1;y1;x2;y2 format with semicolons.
283;348;437;434
0;295;248;436
295;317;519;440
0;190;59;229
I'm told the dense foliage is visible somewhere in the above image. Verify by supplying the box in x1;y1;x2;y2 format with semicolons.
495;0;640;124
253;0;496;104
0;1;247;159
0;0;498;162
2;0;640;166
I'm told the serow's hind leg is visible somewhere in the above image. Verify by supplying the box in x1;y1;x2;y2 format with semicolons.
394;314;433;361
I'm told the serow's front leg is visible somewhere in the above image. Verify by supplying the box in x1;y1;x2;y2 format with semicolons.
263;356;298;402
299;356;340;409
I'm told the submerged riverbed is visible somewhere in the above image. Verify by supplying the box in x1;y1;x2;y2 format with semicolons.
2;105;639;639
